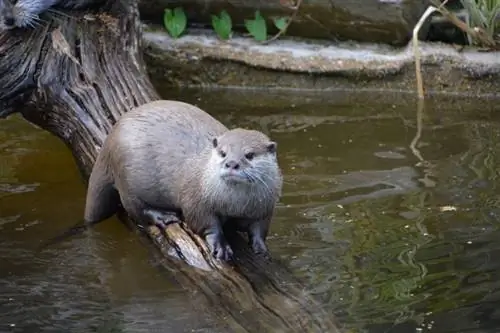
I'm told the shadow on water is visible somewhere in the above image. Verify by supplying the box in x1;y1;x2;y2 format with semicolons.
1;87;500;332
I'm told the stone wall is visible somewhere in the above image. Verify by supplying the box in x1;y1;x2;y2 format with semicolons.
139;0;431;46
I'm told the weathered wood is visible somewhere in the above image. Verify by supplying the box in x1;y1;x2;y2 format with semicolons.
0;1;339;332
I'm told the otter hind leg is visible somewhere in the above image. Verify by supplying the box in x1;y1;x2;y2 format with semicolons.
143;209;181;230
84;167;120;224
119;194;180;231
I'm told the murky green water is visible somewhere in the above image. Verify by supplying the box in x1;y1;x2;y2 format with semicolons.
1;88;500;333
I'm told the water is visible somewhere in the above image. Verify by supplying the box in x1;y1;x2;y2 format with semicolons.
1;87;500;333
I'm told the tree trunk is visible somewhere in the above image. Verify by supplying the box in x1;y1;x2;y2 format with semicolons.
0;1;339;332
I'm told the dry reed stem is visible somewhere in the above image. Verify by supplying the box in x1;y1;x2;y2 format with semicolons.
412;5;439;99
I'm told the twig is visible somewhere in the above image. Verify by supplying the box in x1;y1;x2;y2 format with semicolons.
409;99;426;163
263;0;303;44
409;99;436;188
303;13;338;41
412;5;439;99
51;27;81;66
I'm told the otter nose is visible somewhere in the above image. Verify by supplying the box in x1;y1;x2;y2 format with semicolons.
224;160;240;170
4;17;15;27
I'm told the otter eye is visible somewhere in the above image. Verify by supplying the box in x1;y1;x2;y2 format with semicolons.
219;150;227;158
245;152;255;160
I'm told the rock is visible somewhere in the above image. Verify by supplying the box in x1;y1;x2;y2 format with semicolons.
142;29;500;95
139;0;431;46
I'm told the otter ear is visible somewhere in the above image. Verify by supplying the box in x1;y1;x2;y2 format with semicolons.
212;137;218;148
267;141;277;153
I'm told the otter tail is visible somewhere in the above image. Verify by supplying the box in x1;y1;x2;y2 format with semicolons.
39;150;122;250
84;151;120;224
37;219;101;250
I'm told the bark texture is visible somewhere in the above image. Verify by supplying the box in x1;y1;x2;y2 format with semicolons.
0;1;340;332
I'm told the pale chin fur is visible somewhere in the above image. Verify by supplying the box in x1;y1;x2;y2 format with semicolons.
219;167;251;184
200;148;281;216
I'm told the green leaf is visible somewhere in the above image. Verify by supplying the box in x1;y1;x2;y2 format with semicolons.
244;10;267;41
273;17;288;31
163;7;187;39
211;10;232;40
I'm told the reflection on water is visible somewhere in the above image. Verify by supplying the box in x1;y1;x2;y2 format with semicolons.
1;88;500;333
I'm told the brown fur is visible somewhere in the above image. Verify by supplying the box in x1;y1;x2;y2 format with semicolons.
84;100;282;260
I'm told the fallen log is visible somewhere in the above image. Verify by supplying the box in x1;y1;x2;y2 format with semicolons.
0;1;339;332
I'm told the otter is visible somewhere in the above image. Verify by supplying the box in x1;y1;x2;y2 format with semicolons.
83;100;282;261
0;0;101;30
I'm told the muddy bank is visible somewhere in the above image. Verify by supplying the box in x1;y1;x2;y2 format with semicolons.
142;28;500;97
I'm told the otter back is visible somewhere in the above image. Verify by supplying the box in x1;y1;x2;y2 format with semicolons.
104;100;228;214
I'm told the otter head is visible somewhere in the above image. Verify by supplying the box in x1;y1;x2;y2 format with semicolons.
210;128;278;186
0;0;54;31
0;0;16;30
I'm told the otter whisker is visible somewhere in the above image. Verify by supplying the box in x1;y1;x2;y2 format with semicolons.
245;170;272;197
241;169;254;183
29;19;44;28
33;15;47;24
29;17;44;28
26;20;38;28
17;13;45;28
47;8;73;19
256;168;278;196
47;8;73;18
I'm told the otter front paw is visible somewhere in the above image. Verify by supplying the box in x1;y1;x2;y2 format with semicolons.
213;241;234;261
206;233;234;261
